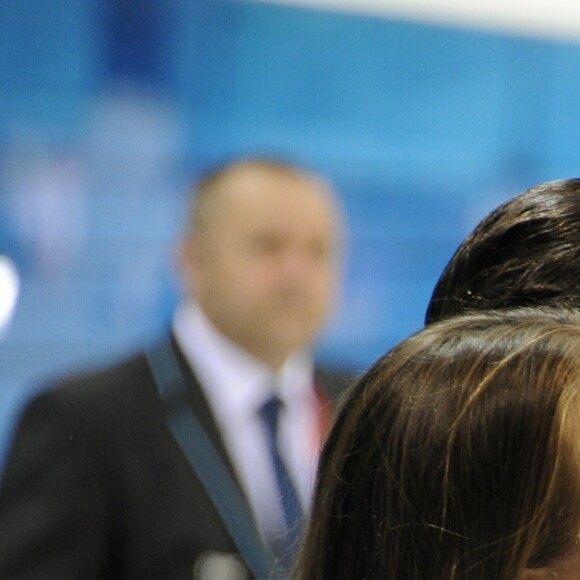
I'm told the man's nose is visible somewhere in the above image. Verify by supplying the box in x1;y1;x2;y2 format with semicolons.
279;249;315;280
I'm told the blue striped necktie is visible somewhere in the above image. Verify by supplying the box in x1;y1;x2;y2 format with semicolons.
259;394;304;562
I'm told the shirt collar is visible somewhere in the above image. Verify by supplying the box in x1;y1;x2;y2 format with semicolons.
172;300;315;419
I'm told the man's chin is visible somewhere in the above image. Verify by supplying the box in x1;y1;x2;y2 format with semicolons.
268;322;317;349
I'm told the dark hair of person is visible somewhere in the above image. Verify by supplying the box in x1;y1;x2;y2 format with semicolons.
295;307;580;580
425;178;580;324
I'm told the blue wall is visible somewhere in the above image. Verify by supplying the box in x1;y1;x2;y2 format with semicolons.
2;0;580;402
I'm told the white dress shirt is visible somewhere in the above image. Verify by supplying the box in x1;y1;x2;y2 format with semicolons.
172;300;322;542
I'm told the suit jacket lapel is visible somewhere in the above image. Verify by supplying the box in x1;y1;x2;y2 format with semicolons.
169;335;242;485
149;336;275;579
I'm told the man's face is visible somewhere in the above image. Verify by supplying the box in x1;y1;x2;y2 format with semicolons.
183;167;341;367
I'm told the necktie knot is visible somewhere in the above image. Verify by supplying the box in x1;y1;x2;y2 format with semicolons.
259;395;283;440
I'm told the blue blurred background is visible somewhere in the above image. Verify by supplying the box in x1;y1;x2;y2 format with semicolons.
2;0;580;408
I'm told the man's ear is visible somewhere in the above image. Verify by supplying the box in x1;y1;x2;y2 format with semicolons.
177;236;204;291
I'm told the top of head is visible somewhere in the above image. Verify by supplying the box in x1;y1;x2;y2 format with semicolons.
426;178;580;324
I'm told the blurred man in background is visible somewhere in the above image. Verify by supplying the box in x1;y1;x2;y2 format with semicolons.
0;157;349;580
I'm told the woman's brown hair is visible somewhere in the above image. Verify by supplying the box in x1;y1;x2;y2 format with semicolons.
296;308;580;579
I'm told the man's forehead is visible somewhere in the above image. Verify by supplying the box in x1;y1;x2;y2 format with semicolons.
215;170;334;215
193;163;342;241
217;165;322;197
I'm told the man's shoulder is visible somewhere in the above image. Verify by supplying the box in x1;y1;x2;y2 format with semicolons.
25;340;173;426
49;348;151;400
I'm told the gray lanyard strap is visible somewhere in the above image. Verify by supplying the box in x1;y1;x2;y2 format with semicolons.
146;340;278;580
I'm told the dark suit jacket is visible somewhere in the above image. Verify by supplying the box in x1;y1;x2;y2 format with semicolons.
0;335;350;580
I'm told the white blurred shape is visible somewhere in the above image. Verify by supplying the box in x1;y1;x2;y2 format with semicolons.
0;257;19;336
254;0;580;42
